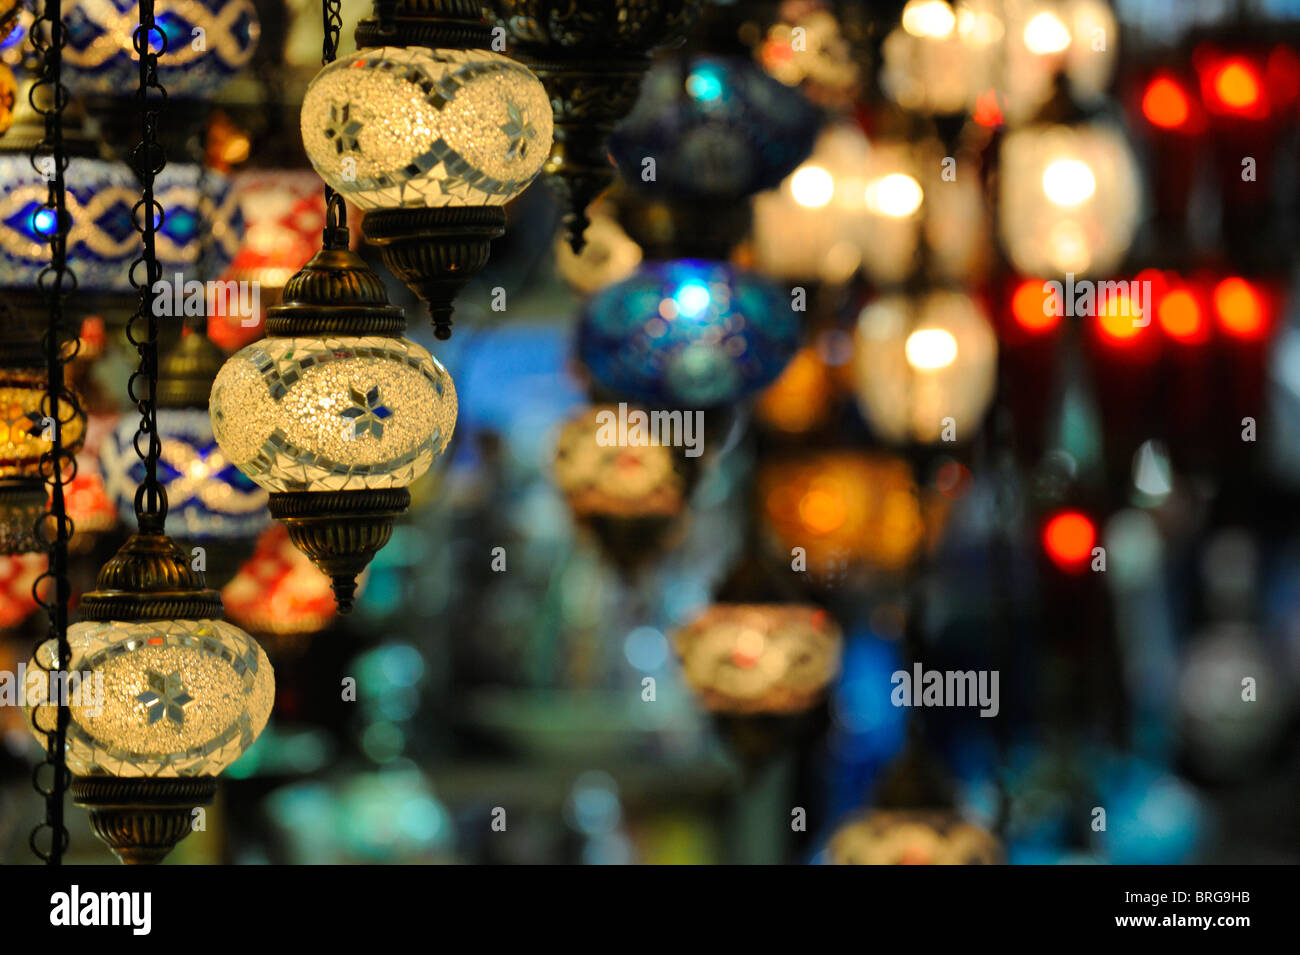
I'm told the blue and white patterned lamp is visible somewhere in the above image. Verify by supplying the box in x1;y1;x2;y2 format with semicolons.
154;164;245;280
64;0;259;98
577;260;799;408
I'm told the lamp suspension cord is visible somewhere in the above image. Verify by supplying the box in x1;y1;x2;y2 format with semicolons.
127;0;169;533
321;0;347;239
28;0;79;866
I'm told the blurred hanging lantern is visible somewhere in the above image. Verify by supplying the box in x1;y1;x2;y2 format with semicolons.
756;451;929;587
756;2;862;108
999;115;1140;278
101;332;269;587
551;404;699;572
301;6;554;338
754;343;840;436
853;290;998;446
0;80;137;304
0;313;86;554
0;61;15;137
610;55;818;231
553;198;643;296
578;260;798;408
828;809;1003;864
751;122;876;285
0;552;43;628
673;604;842;715
153;164;245;281
222;523;338;639
491;0;700;251
0;0;18;41
216;170;328;350
209;226;458;611
62;0;260;97
881;0;1117;126
23;532;274;864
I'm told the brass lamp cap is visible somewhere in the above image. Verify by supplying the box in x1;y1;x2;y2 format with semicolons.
156;331;227;409
264;229;406;337
78;532;223;622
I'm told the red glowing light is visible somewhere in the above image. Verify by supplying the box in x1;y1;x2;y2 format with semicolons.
1096;286;1143;344
1213;277;1267;339
1202;56;1268;118
1142;77;1190;129
1011;279;1060;333
1043;511;1096;571
973;89;1003;128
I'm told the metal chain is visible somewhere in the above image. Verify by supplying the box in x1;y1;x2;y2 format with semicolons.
126;0;169;533
322;0;347;234
27;0;79;866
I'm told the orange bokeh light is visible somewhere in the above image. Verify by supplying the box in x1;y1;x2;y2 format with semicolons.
799;488;849;534
1157;288;1205;342
1043;511;1096;571
1213;277;1267;339
1011;279;1060;332
1142;77;1190;129
1210;60;1264;112
1097;287;1142;343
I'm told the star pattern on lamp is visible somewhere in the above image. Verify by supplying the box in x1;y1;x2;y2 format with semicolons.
501;100;537;162
340;385;392;440
136;670;195;727
324;102;363;155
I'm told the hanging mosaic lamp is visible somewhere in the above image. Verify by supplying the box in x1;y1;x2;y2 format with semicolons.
577;260;799;409
209;225;457;611
100;331;269;587
490;0;701;252
828;809;1003;865
300;1;553;338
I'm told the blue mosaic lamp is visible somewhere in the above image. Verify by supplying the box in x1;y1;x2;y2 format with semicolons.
577;259;799;408
99;331;269;587
0;153;136;294
609;56;819;202
154;164;245;280
64;0;259;98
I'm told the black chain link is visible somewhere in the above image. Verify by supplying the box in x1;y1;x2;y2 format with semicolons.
125;0;169;533
322;0;347;234
27;0;79;866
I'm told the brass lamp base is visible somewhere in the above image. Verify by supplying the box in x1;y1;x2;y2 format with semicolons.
71;776;217;865
268;488;410;613
361;207;506;340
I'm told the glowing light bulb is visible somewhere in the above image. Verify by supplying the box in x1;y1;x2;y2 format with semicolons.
865;173;923;217
1142;77;1190;129
1023;11;1071;55
790;165;834;208
905;328;959;370
1041;158;1095;206
674;281;712;319
901;0;956;38
1043;510;1095;571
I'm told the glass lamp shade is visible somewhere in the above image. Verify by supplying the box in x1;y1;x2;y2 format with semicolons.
63;0;259;98
552;405;686;519
0;367;86;478
756;451;927;580
578;260;799;408
553;200;643;295
610;56;819;202
221;523;337;637
215;170;327;350
853;291;998;446
99;408;269;540
0;154;136;293
300;45;553;211
881;0;1116;125
672;604;842;715
828;810;1003;865
757;7;862;107
0;62;15;135
154;164;244;279
25;617;274;777
998;120;1141;277
209;336;457;493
